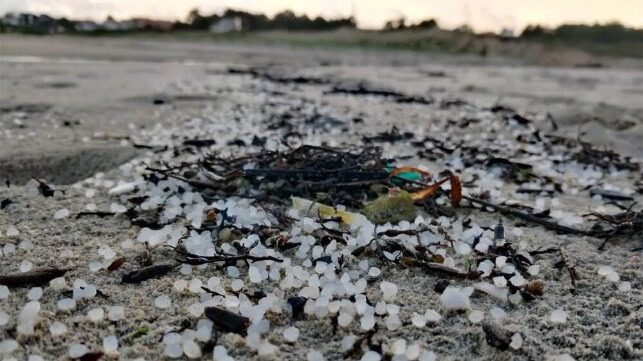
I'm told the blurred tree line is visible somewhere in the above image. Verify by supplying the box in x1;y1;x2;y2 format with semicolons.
521;22;642;43
520;22;643;57
176;9;356;31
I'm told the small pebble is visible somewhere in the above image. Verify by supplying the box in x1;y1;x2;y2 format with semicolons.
188;278;202;293
618;281;631;291
411;313;427;328
597;265;620;282
155;295;171;309
419;350;437;361
27;287;43;301
103;335;118;353
87;308;104;322
509;274;525;287
385;314;401;330
527;264;540;275
307;350;325;361
338;312;352;327
49;277;66;290
441;287;471;311
406;343;421;360
391;339;407;355
490;307;506;320
183;340;202;359
0;310;9;326
173;279;188;292
368;267;381;277
361;351;381;361
164;343;183;358
257;341;278;356
6;226;19;236
424;309;441;322
68;344;89;358
180;264;193;275
54;208;70;219
49;321;67;336
107;306;125;321
510;333;523;350
0;286;10;299
550;309;567;323
0;339;18;354
380;281;398;301
57;298;76;311
88;262;102;272
20;260;33;272
188;302;204;317
555;354;576;361
468;310;484;323
283;326;300;342
493;276;507;288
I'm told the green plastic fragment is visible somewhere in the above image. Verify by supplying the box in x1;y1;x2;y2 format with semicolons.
131;326;149;339
363;190;417;224
385;166;422;184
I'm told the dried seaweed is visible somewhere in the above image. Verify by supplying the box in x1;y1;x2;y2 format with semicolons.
183;139;216;147
0;267;68;287
481;322;512;351
204;306;250;334
589;188;634;201
556;249;580;293
33;178;57;197
584;207;642;248
121;263;178;283
1;198;13;209
343;325;379;359
574;138;639;171
77;352;104;361
76;211;116;219
172;247;283;266
464;195;582;234
227;67;330;85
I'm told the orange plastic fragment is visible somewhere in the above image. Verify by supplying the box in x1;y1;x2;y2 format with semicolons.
450;176;462;206
206;209;217;221
389;167;431;180
410;177;450;201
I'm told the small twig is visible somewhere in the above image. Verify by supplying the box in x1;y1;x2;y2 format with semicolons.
399;257;480;279
75;211;116;219
145;166;222;191
558;249;580;293
464;195;584;235
170;246;282;264
343;325;379;359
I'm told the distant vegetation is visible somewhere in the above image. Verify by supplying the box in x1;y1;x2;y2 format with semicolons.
520;22;643;58
176;9;356;31
1;8;641;58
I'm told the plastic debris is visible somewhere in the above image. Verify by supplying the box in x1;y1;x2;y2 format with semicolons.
363;190;417;224
292;197;368;225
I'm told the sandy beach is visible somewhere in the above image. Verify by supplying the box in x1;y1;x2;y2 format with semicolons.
0;34;641;361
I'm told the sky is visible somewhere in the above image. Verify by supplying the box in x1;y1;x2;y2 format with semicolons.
1;0;642;32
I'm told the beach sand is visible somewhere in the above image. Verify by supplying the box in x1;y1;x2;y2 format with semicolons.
0;35;641;361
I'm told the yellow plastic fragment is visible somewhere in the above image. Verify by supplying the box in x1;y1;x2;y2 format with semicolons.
291;197;368;225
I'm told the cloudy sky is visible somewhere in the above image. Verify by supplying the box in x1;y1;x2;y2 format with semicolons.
1;0;641;32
